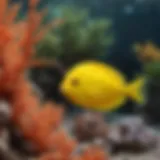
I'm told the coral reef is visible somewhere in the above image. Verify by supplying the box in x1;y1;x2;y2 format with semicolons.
0;0;107;160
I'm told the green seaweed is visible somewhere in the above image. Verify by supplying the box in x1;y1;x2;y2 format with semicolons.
144;62;160;79
36;5;114;67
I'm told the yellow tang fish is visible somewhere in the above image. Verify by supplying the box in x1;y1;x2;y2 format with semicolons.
59;60;145;112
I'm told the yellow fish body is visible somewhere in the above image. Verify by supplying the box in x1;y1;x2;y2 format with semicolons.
59;60;145;112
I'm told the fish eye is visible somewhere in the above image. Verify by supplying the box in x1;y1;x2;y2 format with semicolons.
71;78;80;86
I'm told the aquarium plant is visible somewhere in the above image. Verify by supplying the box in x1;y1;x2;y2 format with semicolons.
0;0;108;160
36;5;114;68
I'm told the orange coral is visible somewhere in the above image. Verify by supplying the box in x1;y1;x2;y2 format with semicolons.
39;145;107;160
0;0;108;160
0;0;61;96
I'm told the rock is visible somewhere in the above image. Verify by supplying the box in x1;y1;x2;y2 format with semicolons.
73;112;108;142
8;126;40;156
108;116;158;154
0;101;11;128
0;146;22;160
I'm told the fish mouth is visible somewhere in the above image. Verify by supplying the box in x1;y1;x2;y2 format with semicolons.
59;84;76;104
59;84;65;95
59;83;69;97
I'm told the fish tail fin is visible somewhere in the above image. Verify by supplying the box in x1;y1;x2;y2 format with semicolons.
126;77;145;104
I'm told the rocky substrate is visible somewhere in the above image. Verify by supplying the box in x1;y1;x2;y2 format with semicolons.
64;113;160;160
0;111;159;160
111;127;160;160
112;149;160;160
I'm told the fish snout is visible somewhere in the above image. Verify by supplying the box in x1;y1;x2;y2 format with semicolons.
59;83;65;94
59;83;69;96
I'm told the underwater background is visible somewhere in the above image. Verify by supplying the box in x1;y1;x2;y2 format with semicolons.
0;0;160;160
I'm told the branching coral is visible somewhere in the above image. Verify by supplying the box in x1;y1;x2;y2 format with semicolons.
0;0;54;96
0;0;107;160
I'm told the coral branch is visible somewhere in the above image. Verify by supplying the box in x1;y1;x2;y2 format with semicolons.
5;3;21;25
0;0;8;23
